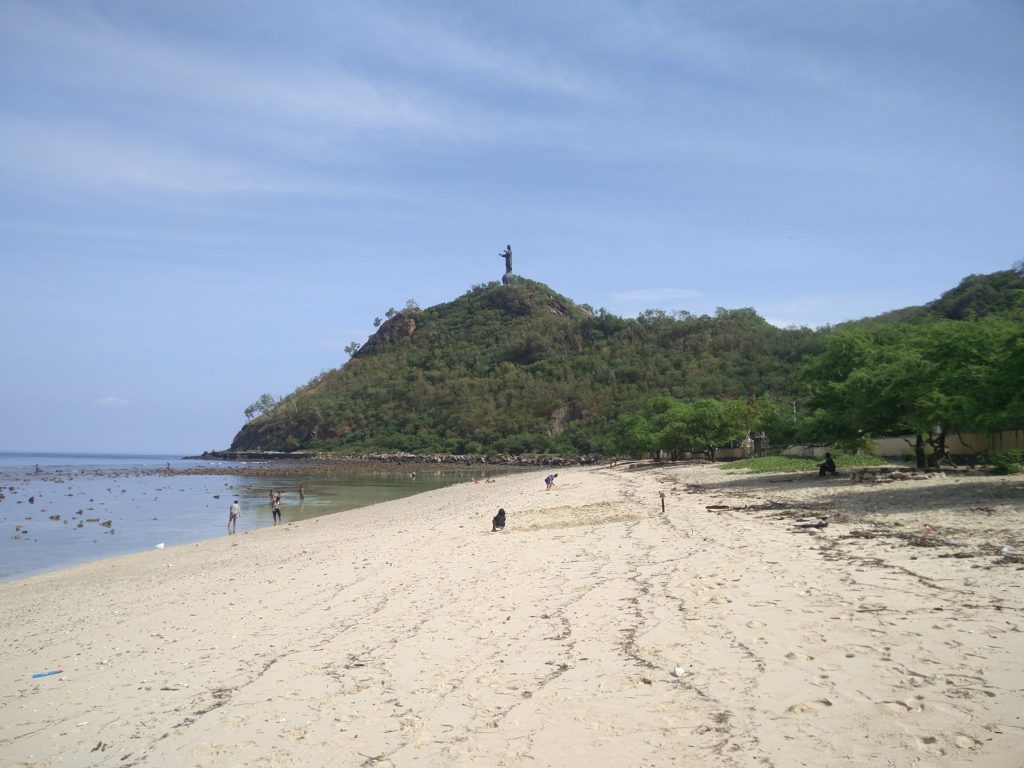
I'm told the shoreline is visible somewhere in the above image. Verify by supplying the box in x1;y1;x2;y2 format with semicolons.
0;463;506;585
2;463;1021;766
187;449;598;469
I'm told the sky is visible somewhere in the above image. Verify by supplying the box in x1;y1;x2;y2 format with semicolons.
1;1;1022;454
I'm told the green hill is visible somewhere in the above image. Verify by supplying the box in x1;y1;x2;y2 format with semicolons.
231;268;1023;456
848;268;1024;326
231;277;820;454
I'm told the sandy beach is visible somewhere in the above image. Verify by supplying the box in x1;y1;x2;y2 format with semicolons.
1;462;1021;767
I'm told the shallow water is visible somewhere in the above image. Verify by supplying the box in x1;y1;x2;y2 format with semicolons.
0;453;493;582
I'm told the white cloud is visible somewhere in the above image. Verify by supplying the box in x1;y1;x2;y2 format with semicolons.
0;114;375;199
352;8;610;100
96;396;129;409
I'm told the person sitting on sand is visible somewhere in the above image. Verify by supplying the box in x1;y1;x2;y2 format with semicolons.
819;452;837;476
545;473;558;491
492;508;506;531
228;499;240;534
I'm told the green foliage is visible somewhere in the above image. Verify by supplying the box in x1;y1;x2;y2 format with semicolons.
723;453;887;474
232;279;818;453
244;393;278;422
232;270;1023;456
855;268;1024;326
649;398;747;460
801;310;1023;444
985;450;1023;475
607;414;656;459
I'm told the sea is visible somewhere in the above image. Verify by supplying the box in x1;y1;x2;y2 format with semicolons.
0;451;493;583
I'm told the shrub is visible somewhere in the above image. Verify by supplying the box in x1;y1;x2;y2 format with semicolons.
986;450;1023;475
722;453;887;474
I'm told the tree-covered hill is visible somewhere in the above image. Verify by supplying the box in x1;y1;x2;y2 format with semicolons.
231;267;1022;457
801;266;1024;465
231;277;822;454
848;267;1024;326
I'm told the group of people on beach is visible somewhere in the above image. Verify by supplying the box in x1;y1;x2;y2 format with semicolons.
227;484;305;533
229;471;558;536
490;473;558;533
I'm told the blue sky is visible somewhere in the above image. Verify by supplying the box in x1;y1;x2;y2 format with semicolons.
2;1;1022;454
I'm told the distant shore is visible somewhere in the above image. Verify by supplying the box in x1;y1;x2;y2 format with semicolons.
181;449;599;475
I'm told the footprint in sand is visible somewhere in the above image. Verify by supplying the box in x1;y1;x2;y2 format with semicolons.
953;733;982;749
785;650;815;661
913;732;980;752
881;695;925;713
787;698;833;713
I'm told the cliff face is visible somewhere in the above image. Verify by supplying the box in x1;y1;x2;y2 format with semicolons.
357;310;421;356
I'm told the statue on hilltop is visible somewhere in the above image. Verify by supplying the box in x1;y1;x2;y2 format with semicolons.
499;244;512;275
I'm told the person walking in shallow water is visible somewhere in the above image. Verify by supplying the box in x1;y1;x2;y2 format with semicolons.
228;499;240;534
272;491;282;525
298;484;305;501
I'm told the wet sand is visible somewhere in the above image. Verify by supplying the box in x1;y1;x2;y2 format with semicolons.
1;463;1021;767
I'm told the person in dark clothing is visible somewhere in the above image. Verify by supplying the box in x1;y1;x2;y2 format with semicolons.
819;452;837;476
492;508;506;532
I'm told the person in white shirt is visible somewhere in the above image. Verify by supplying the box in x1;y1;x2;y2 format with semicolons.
228;500;240;534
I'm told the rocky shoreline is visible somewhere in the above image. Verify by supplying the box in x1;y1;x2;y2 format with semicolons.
178;450;601;476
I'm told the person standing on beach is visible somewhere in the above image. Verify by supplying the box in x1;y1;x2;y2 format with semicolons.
545;473;558;491
228;499;240;534
272;491;282;525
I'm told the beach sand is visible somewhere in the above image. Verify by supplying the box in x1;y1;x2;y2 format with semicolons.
1;463;1021;767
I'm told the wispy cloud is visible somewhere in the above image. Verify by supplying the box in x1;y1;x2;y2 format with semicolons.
0;114;364;199
96;396;129;409
0;1;599;200
350;7;611;100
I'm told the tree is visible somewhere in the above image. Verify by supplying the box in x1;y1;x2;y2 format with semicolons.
244;393;278;422
800;316;1022;466
649;397;747;460
344;341;361;357
608;414;655;459
373;317;383;328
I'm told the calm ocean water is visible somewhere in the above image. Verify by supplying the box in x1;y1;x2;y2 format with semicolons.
0;452;490;582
